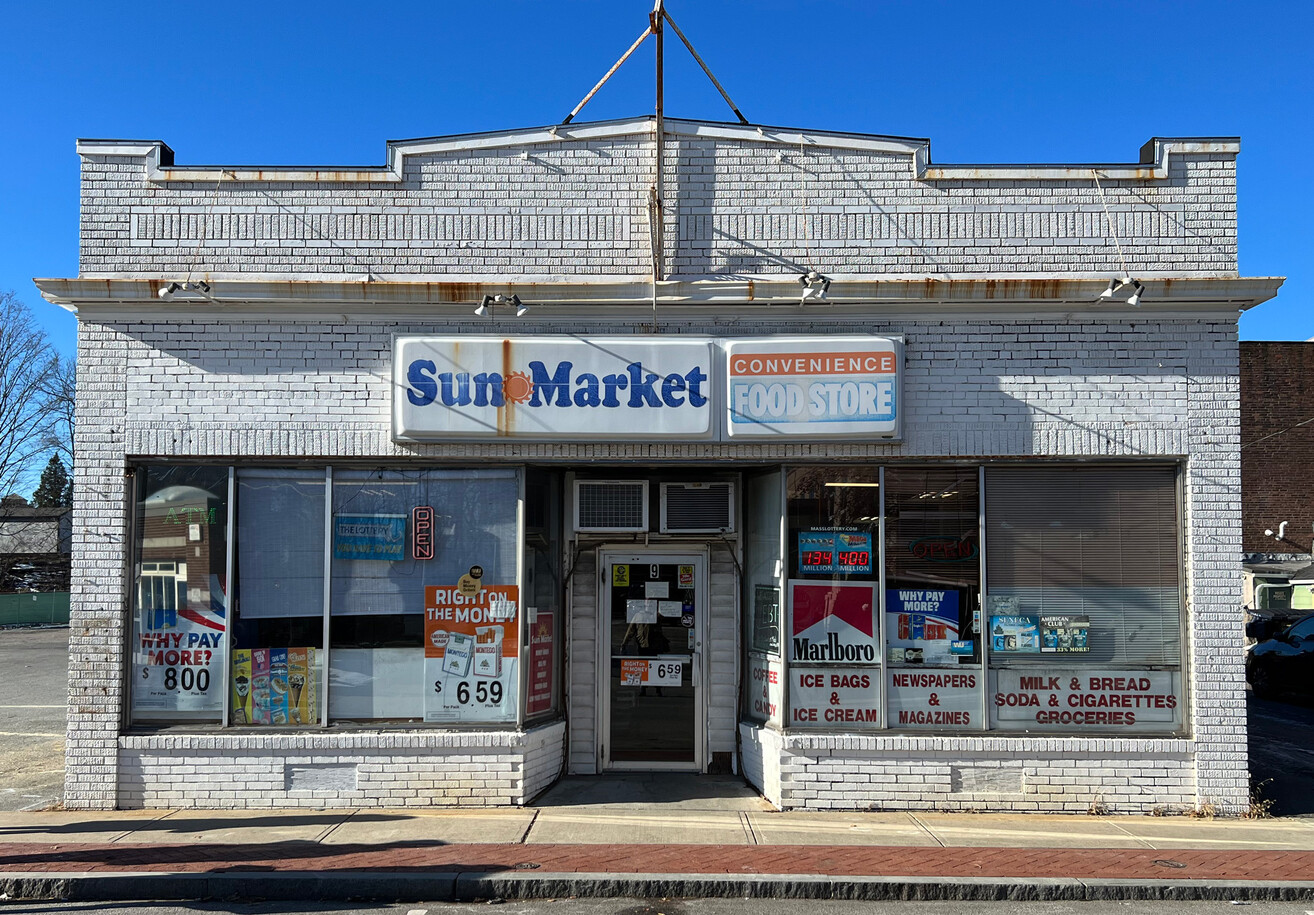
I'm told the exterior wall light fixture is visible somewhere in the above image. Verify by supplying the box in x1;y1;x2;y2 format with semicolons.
476;294;528;317
1098;277;1144;307
158;281;211;301
798;271;831;304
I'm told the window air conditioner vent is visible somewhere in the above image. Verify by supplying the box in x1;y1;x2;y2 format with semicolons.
660;482;735;534
574;480;649;533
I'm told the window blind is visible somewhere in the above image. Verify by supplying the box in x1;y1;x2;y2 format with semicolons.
985;465;1181;666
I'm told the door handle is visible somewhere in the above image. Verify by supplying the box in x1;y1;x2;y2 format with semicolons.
691;651;701;688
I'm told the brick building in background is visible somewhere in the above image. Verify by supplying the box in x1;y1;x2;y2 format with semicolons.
37;120;1281;815
1241;342;1314;557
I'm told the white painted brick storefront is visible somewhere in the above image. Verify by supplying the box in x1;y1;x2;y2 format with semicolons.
43;119;1276;813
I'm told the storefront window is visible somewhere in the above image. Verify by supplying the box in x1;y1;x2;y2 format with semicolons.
985;465;1184;733
129;466;229;723
328;468;520;723
785;467;881;729
524;469;563;721
883;468;982;729
231;468;326;726
742;470;783;725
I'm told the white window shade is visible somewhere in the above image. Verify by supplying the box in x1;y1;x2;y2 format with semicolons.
985;465;1182;666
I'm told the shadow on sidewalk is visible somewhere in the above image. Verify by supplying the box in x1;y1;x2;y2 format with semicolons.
0;840;534;871
0;812;408;837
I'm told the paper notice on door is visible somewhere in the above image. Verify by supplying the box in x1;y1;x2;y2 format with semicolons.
657;600;682;617
645;581;670;599
626;599;657;624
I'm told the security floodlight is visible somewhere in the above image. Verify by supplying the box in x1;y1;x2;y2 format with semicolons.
1126;281;1144;307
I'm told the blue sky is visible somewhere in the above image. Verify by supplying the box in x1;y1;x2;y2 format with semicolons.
3;0;1310;356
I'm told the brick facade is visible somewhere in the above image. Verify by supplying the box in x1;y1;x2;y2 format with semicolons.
43;119;1278;814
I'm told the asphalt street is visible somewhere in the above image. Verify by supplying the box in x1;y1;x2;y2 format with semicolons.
1249;692;1314;817
0;626;66;811
4;900;1314;915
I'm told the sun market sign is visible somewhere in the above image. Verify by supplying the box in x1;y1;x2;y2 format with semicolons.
392;334;902;442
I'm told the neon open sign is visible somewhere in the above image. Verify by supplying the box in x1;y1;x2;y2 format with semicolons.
412;506;434;561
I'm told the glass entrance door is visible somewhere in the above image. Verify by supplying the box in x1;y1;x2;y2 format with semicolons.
601;552;705;770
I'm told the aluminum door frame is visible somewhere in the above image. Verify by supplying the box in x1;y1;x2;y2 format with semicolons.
596;547;709;772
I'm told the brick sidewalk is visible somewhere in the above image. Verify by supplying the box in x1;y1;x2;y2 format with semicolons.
3;843;1314;882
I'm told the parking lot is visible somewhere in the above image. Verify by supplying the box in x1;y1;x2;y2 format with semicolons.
2;626;1311;815
0;626;67;810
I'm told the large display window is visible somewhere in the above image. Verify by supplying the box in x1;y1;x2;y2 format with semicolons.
329;468;518;723
129;466;230;722
524;469;563;721
129;463;562;731
883;467;981;729
763;462;1187;737
742;469;783;726
785;467;882;729
984;465;1184;733
231;468;326;726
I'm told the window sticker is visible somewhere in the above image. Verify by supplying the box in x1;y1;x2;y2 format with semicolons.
990;616;1040;653
797;530;872;576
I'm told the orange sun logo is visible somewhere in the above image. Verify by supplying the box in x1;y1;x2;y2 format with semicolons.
502;371;534;404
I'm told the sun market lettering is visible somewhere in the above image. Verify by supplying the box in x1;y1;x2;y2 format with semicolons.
406;360;709;410
791;632;876;662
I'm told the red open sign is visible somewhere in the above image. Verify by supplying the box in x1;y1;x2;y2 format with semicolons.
412;506;434;560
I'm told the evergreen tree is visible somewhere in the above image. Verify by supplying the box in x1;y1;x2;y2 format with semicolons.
31;454;71;508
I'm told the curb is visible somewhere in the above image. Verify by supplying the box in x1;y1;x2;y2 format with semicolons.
5;872;1314;903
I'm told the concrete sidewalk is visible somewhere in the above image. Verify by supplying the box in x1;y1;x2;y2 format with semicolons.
2;778;1314;902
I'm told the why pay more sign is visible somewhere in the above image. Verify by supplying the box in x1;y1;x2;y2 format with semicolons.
393;335;902;441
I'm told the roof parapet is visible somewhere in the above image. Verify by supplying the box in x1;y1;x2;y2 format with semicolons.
75;122;1240;185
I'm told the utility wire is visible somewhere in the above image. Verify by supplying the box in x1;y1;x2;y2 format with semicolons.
1241;414;1314;450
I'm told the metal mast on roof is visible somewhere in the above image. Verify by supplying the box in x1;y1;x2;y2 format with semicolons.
562;2;748;328
560;2;748;127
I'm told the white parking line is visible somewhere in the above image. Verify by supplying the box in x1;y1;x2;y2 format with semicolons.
0;731;64;738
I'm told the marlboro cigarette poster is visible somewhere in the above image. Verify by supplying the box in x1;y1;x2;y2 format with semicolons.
424;585;519;723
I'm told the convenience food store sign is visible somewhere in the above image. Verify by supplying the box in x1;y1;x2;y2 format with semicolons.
393;335;902;441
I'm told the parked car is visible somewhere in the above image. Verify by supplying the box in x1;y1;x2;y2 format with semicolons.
1246;612;1314;700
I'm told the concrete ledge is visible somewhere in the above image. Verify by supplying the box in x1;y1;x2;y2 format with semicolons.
5;871;1314;903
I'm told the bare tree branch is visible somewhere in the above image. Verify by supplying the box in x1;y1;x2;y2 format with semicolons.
0;290;59;497
38;354;75;466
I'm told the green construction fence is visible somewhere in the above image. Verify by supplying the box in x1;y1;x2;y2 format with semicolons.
0;592;70;626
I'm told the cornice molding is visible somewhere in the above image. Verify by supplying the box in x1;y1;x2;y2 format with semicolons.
35;275;1282;320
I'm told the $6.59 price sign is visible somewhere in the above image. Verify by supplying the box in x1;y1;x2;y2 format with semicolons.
426;666;516;722
433;678;505;706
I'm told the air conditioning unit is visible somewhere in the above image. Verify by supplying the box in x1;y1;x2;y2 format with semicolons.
660;482;735;534
574;480;649;533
